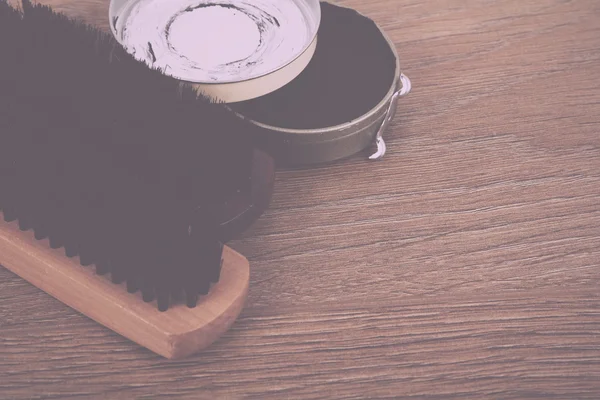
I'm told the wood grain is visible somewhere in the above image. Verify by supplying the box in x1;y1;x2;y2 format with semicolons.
1;0;599;398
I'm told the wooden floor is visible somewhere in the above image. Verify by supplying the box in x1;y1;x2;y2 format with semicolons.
2;0;600;398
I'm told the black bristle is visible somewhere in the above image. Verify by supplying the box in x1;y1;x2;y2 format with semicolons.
33;226;48;241
0;0;256;310
126;279;139;294
142;289;155;303
185;289;199;309
170;287;184;303
79;248;95;266
110;268;127;285
156;288;170;312
111;273;127;285
64;243;79;258
18;216;32;231
2;208;18;223
48;233;64;250
95;260;110;276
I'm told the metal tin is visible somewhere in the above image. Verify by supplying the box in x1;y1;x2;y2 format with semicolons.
107;1;410;164
228;17;411;166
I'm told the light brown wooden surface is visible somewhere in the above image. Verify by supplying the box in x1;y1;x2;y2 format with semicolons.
0;214;250;360
1;0;600;398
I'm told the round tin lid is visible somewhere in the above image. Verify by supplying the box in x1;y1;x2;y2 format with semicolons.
109;0;321;85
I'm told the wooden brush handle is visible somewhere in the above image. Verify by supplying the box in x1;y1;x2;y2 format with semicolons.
0;214;250;359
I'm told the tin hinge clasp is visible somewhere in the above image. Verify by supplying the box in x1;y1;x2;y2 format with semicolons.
369;73;412;161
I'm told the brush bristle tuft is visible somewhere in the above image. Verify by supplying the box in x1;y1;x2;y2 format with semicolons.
0;0;257;310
